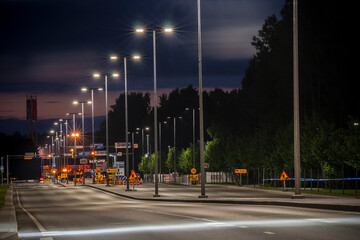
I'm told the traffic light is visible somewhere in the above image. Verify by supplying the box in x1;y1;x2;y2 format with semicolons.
52;169;57;174
62;168;67;173
70;148;74;158
91;151;95;156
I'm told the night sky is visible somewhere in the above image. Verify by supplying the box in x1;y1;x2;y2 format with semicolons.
0;0;284;133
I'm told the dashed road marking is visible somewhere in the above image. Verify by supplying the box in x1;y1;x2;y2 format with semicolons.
264;231;276;235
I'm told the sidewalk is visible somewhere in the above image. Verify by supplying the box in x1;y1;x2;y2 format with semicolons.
0;187;18;240
72;182;360;212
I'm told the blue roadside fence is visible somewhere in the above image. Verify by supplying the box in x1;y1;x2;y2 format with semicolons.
263;178;360;181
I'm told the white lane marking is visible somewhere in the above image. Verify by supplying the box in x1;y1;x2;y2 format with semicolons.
238;226;248;228
264;231;276;235
137;208;220;223
16;188;53;239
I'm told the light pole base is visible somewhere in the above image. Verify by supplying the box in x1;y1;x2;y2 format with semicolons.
291;194;305;199
198;195;208;198
153;194;160;197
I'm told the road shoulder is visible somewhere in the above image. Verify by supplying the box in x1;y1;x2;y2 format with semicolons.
0;186;18;240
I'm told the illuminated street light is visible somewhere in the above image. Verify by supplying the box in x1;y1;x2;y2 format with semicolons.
73;99;91;184
93;72;119;186
81;86;103;183
71;131;80;186
109;54;141;191
134;26;173;197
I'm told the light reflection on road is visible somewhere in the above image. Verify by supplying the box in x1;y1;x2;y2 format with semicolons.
18;217;360;238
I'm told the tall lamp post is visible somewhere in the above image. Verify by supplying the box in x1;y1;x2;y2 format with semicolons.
73;100;91;184
159;121;167;182
66;112;81;185
93;73;119;186
81;87;103;183
135;26;173;197
167;116;182;180
71;132;80;186
197;0;207;198
110;54;141;191
185;108;197;168
136;126;150;178
293;0;302;198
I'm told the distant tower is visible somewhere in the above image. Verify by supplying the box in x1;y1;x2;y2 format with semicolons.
26;95;38;146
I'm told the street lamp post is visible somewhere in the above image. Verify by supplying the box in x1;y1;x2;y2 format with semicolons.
73;100;91;185
146;134;150;181
293;0;302;198
135;26;173;197
168;116;182;181
66;112;81;185
81;87;103;183
71;132;80;186
137;127;150;178
197;0;207;198
110;55;140;191
159;121;166;182
64;119;69;184
186;108;197;169
93;73;118;186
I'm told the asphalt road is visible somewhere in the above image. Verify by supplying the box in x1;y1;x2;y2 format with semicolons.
13;183;360;240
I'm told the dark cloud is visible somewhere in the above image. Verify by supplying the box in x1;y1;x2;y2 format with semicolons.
0;0;285;124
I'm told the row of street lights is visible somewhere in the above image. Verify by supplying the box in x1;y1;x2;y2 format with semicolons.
43;1;208;197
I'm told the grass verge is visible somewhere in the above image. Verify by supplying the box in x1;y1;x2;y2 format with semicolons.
261;185;359;198
0;185;9;209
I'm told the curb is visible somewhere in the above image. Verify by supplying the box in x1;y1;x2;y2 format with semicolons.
84;184;360;213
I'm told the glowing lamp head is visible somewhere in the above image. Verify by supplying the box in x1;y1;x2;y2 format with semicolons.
164;28;173;33
136;28;144;33
62;168;67;172
93;73;101;78
81;87;88;92
112;73;119;78
110;56;118;60
73;101;79;105
133;55;141;60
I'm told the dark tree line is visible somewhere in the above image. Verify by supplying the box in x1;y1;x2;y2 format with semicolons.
96;0;359;179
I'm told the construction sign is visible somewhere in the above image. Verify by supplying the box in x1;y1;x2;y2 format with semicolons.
279;170;290;181
128;170;139;181
235;169;247;174
189;174;199;181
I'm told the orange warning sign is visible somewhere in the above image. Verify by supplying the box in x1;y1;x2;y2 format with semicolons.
128;170;139;181
279;170;290;181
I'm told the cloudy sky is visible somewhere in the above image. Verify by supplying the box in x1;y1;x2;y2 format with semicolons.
0;0;284;125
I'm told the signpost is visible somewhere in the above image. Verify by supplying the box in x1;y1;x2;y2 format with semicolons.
128;170;139;191
190;168;198;184
190;174;199;181
279;170;290;191
90;143;104;150
235;169;247;186
115;142;131;149
106;169;119;173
